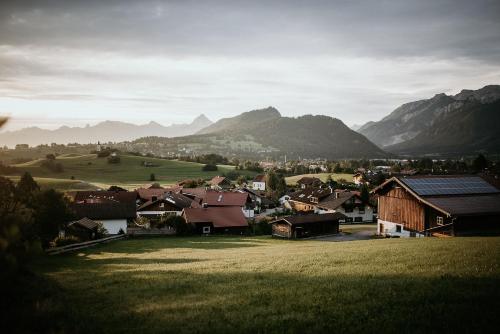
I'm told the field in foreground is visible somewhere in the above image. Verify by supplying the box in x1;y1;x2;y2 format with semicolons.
13;236;499;333
9;154;254;188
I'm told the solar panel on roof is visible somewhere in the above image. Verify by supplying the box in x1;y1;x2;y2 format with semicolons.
400;177;499;196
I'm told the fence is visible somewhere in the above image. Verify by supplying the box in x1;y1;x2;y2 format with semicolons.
46;234;126;255
127;227;176;236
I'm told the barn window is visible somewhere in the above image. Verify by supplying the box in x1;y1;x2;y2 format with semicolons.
202;226;211;234
437;216;444;225
396;225;402;233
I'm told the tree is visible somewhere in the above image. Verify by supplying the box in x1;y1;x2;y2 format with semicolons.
164;215;192;236
16;172;39;203
360;184;370;204
149;173;156;181
45;154;56;160
473;154;489;172
32;189;74;248
202;164;218;171
333;163;342;173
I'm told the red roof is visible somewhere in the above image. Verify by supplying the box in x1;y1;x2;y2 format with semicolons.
183;207;248;228
203;191;249;206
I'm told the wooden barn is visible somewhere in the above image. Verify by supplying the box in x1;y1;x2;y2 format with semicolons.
373;176;500;237
270;212;345;239
182;206;249;235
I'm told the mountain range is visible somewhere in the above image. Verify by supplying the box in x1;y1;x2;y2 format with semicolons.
131;107;387;159
0;114;212;147
357;85;500;156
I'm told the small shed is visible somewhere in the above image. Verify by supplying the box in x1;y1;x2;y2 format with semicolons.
270;212;345;239
66;217;99;241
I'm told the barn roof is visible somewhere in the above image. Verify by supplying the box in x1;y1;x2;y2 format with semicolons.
425;195;500;216
68;217;99;230
399;176;499;196
210;176;229;185
183;207;248;228
272;212;346;226
296;176;321;185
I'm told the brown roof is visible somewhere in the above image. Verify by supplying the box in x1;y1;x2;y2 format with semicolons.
137;193;194;211
289;188;362;210
253;174;266;182
69;217;99;230
210;176;230;186
136;187;182;201
72;191;136;220
272;212;346;226
296;177;321;185
425;195;500;216
183;207;248;228
203;191;249;207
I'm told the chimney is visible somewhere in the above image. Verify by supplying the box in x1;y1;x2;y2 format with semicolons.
335;192;340;199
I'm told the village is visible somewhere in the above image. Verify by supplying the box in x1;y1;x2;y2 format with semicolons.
62;166;500;244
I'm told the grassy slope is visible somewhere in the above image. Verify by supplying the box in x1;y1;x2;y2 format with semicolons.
30;236;499;333
5;175;100;192
285;172;354;185
11;154;252;187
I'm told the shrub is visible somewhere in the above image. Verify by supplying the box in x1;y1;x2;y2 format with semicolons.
107;155;121;164
96;222;108;238
165;215;192;235
150;173;156;181
53;236;80;247
202;164;217;171
249;219;272;235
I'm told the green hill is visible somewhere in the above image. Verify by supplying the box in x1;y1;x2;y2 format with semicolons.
11;154;252;187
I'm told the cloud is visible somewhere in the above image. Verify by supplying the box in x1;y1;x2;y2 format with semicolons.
0;0;499;130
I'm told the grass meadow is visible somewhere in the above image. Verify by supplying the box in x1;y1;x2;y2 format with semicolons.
285;173;354;185
9;154;255;189
10;236;500;333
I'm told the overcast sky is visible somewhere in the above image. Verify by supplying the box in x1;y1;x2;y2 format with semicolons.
1;0;499;131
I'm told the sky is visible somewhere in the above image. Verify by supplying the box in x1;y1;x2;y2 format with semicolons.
1;0;499;131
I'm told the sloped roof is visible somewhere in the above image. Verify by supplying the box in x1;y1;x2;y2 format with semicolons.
136;186;182;201
72;190;137;220
137;192;194;211
253;174;266;182
210;176;230;185
425;195;500;216
183;207;248;228
399;176;499;196
203;191;249;206
272;212;346;226
68;217;99;230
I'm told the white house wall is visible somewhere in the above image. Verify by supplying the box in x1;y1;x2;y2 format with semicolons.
100;219;128;234
377;219;424;238
316;206;374;223
252;181;266;191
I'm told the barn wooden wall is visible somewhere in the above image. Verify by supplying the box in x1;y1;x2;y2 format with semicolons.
378;187;425;231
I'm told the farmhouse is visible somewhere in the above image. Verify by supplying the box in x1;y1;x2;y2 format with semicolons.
270;212;345;239
202;190;255;218
71;191;137;234
137;192;196;221
210;176;231;190
296;176;322;189
252;174;266;191
240;188;274;211
288;188;374;222
183;207;248;234
373;176;500;237
136;186;182;203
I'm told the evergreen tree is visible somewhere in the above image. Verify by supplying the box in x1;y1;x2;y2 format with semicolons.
360;184;370;204
473;154;489;172
16;172;39;203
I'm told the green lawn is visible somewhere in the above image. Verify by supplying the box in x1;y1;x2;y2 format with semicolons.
10;154;254;188
285;173;354;185
5;175;100;192
19;236;500;333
